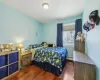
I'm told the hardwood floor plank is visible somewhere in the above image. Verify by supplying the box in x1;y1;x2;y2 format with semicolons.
43;72;55;80
6;61;74;80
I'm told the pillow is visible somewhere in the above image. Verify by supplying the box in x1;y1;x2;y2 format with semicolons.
41;42;47;46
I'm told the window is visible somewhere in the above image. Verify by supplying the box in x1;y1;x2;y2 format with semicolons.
63;23;75;45
63;31;75;44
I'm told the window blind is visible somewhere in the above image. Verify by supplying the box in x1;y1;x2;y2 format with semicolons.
63;23;75;31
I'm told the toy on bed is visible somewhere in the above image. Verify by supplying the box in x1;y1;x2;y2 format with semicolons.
41;42;47;46
41;42;56;47
83;10;100;32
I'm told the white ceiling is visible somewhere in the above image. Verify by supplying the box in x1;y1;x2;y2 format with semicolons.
3;0;84;23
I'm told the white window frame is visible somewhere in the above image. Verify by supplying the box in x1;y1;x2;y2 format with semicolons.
63;23;75;46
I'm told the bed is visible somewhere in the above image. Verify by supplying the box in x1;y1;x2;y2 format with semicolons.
32;47;67;76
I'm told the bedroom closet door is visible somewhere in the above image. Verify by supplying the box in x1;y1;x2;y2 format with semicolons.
74;62;85;80
74;62;95;80
84;64;95;80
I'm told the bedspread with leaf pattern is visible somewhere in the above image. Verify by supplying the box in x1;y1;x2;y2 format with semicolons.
34;47;67;71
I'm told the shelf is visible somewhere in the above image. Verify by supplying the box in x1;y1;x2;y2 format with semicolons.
0;51;19;80
0;66;8;79
9;61;18;66
9;52;18;64
0;51;19;56
0;55;8;67
9;62;19;75
0;65;8;69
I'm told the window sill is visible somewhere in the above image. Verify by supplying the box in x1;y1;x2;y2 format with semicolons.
63;43;74;47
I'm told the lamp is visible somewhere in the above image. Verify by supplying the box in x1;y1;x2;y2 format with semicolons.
17;43;23;53
42;3;49;9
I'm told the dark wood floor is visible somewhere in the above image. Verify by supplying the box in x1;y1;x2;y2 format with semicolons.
6;65;60;80
6;61;74;80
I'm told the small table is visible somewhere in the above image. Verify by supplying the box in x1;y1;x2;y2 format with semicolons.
20;51;32;68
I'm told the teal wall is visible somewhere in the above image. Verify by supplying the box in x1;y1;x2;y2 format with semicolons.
83;0;100;80
0;2;82;48
42;15;82;44
0;3;42;48
0;0;3;3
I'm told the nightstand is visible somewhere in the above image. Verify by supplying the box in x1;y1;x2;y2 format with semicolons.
20;51;32;68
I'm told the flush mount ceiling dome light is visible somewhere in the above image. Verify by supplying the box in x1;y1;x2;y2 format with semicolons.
42;3;49;9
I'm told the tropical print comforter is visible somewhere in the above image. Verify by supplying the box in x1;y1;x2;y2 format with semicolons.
34;47;67;71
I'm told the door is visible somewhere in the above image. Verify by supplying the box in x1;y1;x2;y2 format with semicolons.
84;64;96;80
74;62;85;80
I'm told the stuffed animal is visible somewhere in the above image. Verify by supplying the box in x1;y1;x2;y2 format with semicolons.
76;32;85;42
76;32;81;41
80;33;85;42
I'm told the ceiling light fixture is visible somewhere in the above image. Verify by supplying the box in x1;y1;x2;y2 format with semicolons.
42;3;49;9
